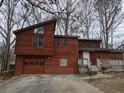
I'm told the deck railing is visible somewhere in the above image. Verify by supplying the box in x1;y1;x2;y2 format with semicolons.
97;59;124;68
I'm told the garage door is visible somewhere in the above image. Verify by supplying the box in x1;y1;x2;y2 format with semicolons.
23;59;45;74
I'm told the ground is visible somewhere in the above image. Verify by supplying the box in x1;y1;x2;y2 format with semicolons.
0;75;103;93
86;72;124;93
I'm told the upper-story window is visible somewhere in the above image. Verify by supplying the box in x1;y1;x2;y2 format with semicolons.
55;38;61;46
34;26;44;34
32;36;43;47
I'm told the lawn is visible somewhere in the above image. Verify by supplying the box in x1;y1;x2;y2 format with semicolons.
87;72;124;93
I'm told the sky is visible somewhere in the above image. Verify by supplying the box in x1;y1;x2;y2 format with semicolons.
0;0;124;47
113;0;124;47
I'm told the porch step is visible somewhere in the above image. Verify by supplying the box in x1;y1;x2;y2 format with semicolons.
111;65;124;69
79;68;88;73
90;65;99;72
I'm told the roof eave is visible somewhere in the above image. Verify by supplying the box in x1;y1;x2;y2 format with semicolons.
13;18;57;34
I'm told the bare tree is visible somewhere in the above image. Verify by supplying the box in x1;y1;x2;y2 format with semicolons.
26;0;80;35
76;0;95;39
0;0;4;7
117;40;124;50
94;0;124;48
0;0;31;73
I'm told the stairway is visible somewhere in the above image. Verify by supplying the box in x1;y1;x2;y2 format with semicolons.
90;65;100;72
79;63;101;73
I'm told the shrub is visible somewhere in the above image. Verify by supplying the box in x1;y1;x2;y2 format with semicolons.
2;70;14;80
101;66;108;71
85;71;97;76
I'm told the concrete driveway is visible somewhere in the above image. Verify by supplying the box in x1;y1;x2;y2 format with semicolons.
0;75;104;93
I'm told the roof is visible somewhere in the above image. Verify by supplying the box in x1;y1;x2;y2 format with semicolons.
79;39;102;42
79;47;124;53
13;18;57;34
55;35;78;39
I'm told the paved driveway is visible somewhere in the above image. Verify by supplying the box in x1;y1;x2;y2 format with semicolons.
0;75;104;93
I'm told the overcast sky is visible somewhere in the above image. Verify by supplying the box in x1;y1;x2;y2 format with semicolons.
0;0;124;47
112;0;124;47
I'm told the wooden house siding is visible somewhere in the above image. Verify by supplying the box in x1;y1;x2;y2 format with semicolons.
15;22;55;56
79;39;101;48
45;38;79;74
14;19;79;75
14;19;123;75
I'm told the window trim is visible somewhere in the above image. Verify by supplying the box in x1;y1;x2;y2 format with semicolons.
32;36;43;47
60;58;68;66
34;26;44;34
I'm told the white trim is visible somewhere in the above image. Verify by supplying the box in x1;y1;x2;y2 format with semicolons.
83;52;90;65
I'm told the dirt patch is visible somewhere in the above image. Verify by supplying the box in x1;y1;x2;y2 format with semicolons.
0;75;14;84
86;72;124;93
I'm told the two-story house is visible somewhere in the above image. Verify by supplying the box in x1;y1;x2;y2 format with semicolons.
14;19;124;75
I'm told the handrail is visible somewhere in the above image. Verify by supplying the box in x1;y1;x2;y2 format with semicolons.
87;61;91;71
97;59;102;65
96;59;102;71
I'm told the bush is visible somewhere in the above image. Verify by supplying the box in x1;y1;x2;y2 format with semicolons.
101;66;108;71
85;71;97;76
2;70;14;79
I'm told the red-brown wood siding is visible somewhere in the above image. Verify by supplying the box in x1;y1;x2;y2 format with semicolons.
14;20;123;75
15;56;23;75
15;22;55;56
79;40;101;48
90;52;123;65
45;38;79;74
90;52;97;65
14;21;79;75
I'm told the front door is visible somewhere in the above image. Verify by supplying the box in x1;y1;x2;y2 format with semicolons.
83;52;90;66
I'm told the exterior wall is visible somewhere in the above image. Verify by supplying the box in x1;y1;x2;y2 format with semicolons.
78;51;124;65
15;22;55;56
79;40;101;48
14;20;123;75
45;38;79;74
78;52;83;59
15;56;23;75
90;52;97;65
15;37;79;75
96;52;123;60
90;52;124;65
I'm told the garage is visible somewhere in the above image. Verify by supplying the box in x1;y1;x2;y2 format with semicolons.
23;58;45;74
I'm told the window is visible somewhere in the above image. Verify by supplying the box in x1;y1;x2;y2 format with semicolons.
55;38;61;46
60;58;68;66
32;36;43;47
34;26;44;34
64;38;68;46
